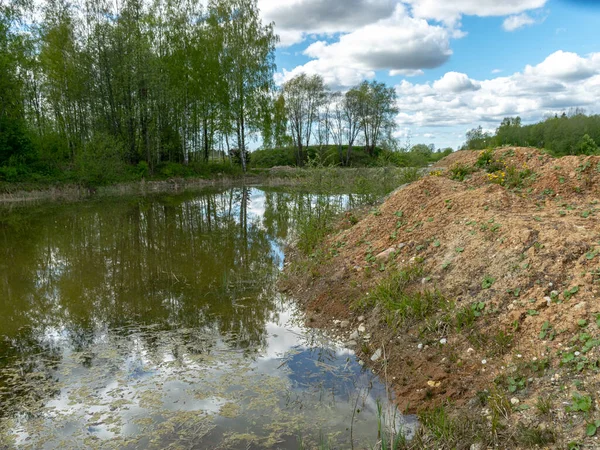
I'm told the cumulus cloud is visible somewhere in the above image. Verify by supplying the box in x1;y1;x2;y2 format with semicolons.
404;0;548;25
258;0;395;46
524;50;600;81
275;5;451;87
433;72;480;92
394;51;600;133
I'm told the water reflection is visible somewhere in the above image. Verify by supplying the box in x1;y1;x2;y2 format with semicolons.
0;187;414;449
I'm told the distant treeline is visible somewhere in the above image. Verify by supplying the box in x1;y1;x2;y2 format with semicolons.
252;144;453;169
463;111;600;156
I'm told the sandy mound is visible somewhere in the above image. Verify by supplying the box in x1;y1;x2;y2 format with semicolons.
282;147;600;446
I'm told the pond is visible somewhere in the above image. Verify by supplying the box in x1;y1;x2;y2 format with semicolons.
0;187;416;449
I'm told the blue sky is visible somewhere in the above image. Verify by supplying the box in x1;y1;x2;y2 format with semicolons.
262;0;600;149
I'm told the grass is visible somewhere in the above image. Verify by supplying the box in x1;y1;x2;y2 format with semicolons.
356;265;452;329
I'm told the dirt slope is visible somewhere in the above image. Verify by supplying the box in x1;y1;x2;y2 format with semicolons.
281;147;600;448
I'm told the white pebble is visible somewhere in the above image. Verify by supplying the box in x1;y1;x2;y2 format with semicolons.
440;338;447;345
482;359;487;365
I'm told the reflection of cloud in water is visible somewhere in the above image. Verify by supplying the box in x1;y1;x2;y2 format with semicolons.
0;188;415;449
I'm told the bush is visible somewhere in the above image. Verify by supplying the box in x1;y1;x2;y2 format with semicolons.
251;147;296;167
76;133;127;186
0;166;19;182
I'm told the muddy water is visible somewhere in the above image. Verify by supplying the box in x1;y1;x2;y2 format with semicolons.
0;187;415;449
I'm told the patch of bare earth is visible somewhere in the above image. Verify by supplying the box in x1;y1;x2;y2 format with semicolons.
280;147;600;448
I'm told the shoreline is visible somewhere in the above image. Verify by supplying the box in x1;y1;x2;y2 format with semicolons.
0;166;422;205
280;147;600;448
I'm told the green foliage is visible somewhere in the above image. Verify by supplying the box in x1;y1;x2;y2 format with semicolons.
251;147;296;167
464;126;493;150
469;112;600;157
567;393;593;412
481;275;495;289
75;133;127;186
448;163;474;181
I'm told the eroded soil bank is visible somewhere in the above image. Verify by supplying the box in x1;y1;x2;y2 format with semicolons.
281;147;600;448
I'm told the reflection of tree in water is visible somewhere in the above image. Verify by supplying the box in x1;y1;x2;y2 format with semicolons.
0;188;289;418
0;187;372;424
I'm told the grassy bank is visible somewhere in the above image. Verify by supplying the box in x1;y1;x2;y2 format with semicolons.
281;147;600;448
0;166;423;203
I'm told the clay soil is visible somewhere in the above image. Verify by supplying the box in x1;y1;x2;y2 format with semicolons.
280;147;600;448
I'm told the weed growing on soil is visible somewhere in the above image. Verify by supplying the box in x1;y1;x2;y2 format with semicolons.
448;164;474;181
567;393;593;412
356;265;451;328
481;275;495;289
536;396;553;415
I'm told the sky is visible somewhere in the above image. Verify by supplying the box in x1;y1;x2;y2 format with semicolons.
259;0;600;150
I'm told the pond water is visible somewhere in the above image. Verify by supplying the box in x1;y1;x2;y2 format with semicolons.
0;187;416;449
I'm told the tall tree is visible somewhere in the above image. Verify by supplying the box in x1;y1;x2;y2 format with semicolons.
282;73;327;166
0;2;32;165
355;80;398;156
212;0;278;172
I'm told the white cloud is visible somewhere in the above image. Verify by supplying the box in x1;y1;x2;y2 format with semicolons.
262;0;548;46
502;13;536;31
394;51;600;147
491;69;503;74
524;50;600;81
404;0;548;25
433;72;480;92
259;0;396;46
275;5;451;87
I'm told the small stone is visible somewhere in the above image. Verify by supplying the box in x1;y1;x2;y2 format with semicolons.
340;320;350;328
397;243;406;250
574;302;587;311
349;330;359;340
510;398;520;406
371;348;383;362
467;348;475;353
358;324;366;333
481;359;487;365
575;351;581;356
358;360;364;366
440;338;447;345
363;333;371;341
544;296;551;306
470;444;483;450
346;340;358;347
375;247;396;261
516;354;522;358
358;316;365;322
427;380;441;388
417;343;424;350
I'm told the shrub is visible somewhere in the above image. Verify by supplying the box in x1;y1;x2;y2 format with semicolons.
76;133;127;186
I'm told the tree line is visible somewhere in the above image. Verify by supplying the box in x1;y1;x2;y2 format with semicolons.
277;74;399;167
1;0;449;186
463;110;600;156
1;0;277;183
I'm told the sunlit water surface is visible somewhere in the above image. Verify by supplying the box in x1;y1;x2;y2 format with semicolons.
0;187;415;449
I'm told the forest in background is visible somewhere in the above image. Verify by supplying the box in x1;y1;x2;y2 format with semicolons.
1;0;278;185
464;110;600;156
3;0;600;189
1;0;448;188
